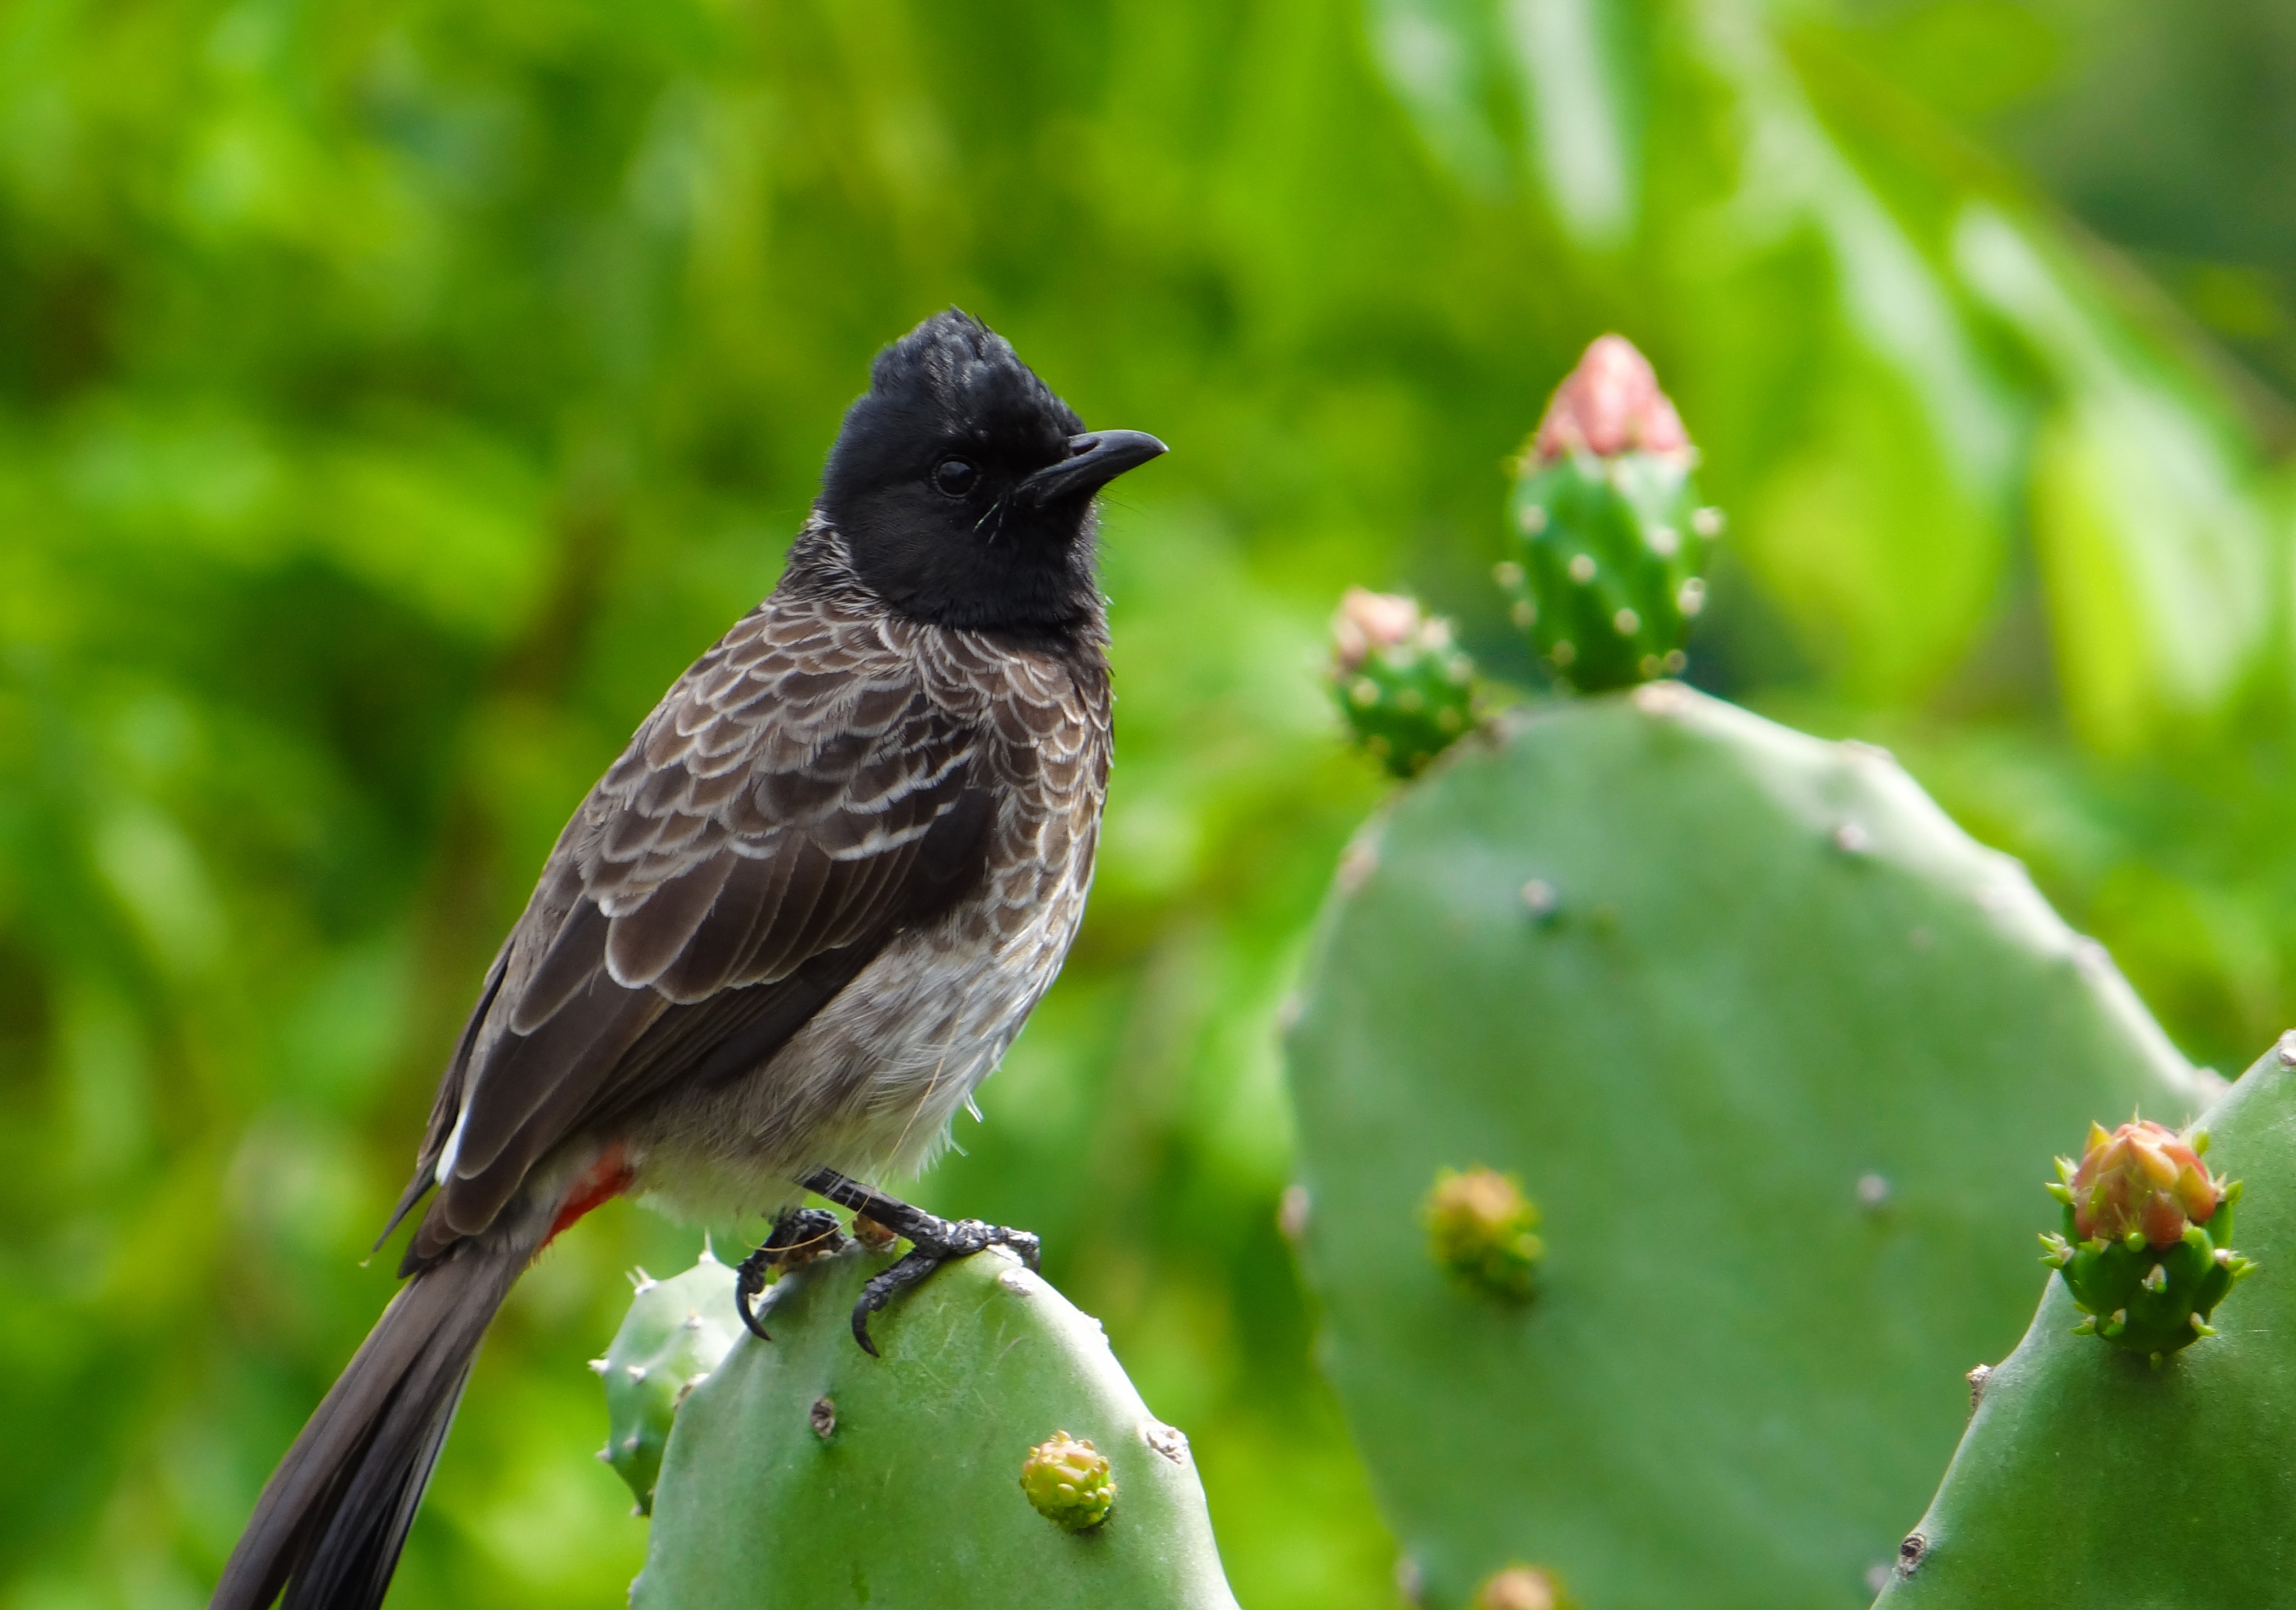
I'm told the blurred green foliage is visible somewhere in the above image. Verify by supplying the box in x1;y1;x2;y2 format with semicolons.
2;1;2293;1607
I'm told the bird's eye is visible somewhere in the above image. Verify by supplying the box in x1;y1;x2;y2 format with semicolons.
933;457;978;497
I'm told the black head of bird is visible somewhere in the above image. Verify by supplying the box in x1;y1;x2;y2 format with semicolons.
821;309;1166;637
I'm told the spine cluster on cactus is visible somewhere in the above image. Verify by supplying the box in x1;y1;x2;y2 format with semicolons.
1496;335;1722;693
1327;587;1477;776
2039;1119;2256;1359
1423;1166;1544;1301
1019;1430;1117;1533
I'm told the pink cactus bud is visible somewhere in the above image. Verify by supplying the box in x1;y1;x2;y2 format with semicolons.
2069;1119;2223;1247
1331;587;1427;673
1529;335;1691;466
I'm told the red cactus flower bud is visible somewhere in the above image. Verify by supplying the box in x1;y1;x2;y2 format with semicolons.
1331;587;1428;673
2066;1119;2223;1247
1529;335;1691;466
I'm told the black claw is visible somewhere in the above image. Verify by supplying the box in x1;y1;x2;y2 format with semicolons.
797;1170;1040;1356
735;1206;848;1341
850;1247;942;1356
734;1244;775;1341
844;1218;1040;1355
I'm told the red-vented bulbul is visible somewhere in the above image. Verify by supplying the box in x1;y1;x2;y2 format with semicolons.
211;309;1165;1610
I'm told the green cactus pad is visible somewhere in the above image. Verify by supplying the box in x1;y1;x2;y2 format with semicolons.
632;1244;1237;1610
1874;1039;2295;1607
1283;685;2215;1610
595;1250;742;1514
1499;453;1715;693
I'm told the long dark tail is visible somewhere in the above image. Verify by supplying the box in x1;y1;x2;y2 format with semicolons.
212;1238;525;1610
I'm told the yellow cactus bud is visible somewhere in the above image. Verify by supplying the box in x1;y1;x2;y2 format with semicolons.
1424;1167;1544;1301
1020;1431;1115;1533
1474;1563;1577;1610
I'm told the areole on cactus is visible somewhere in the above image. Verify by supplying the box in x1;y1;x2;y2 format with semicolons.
2039;1118;2255;1357
1327;587;1476;777
1496;335;1722;693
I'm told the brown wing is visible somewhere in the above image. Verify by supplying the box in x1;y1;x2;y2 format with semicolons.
395;599;991;1265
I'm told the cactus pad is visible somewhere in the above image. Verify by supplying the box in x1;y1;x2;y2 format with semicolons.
1329;587;1477;776
1283;686;2214;1609
1877;1039;2295;1606
1498;336;1719;692
632;1244;1237;1609
594;1250;742;1514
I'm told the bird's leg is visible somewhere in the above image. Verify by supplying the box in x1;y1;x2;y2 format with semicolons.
800;1168;1041;1357
734;1205;849;1340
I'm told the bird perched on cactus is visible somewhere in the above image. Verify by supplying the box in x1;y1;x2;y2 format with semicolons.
1496;335;1723;692
2040;1118;2256;1358
1327;587;1476;777
210;311;1165;1610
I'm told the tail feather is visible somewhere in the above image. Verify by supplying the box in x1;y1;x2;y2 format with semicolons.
214;1239;524;1610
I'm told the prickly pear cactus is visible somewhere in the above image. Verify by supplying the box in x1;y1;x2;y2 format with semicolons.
592;1250;741;1514
1877;1039;2296;1607
1282;684;2218;1610
632;1243;1237;1609
1495;336;1720;692
2039;1119;2251;1357
1329;587;1478;776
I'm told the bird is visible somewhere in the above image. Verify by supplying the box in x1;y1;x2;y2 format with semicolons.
211;308;1166;1610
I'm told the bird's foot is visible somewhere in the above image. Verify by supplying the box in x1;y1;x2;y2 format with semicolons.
800;1168;1040;1356
734;1205;849;1341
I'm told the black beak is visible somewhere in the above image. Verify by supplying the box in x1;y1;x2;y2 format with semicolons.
1016;429;1168;506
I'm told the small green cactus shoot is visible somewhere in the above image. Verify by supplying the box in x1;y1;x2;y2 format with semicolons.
1498;335;1720;692
595;1251;742;1513
2039;1119;2255;1358
1473;1565;1576;1610
1424;1167;1544;1301
1020;1430;1117;1532
1329;587;1476;777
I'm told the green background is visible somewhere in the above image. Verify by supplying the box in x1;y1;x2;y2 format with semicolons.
4;1;2295;1607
